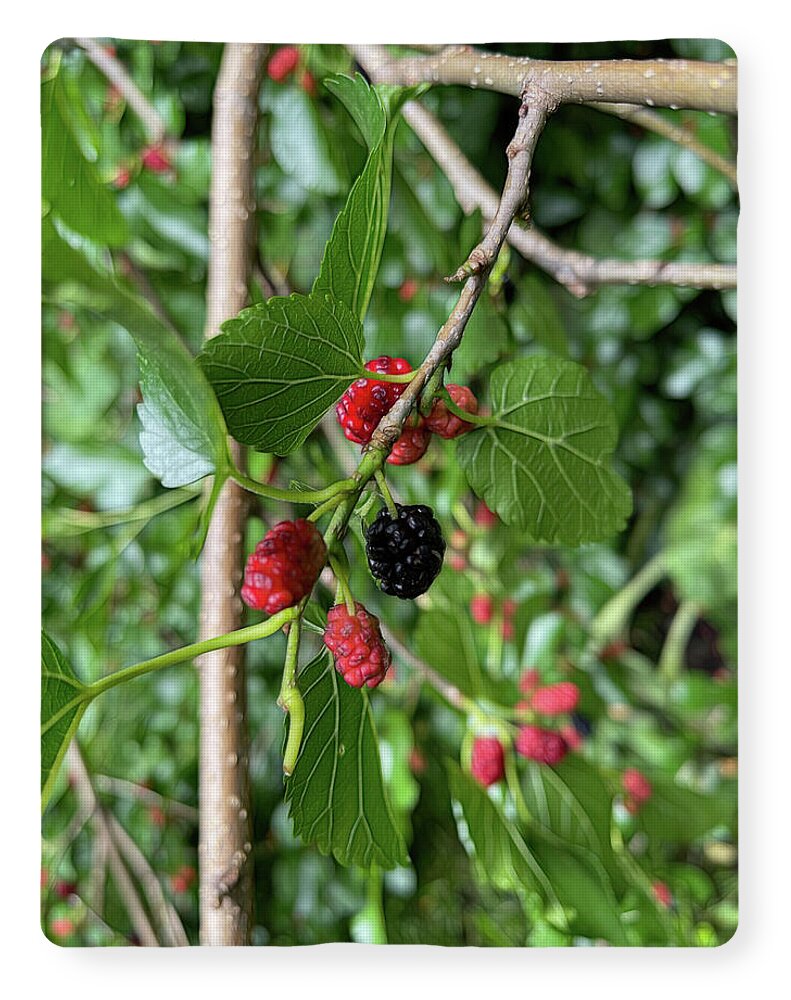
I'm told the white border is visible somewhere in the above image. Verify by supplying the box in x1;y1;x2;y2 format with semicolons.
5;2;790;995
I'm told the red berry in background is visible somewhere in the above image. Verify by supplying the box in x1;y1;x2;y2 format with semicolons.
267;45;300;82
622;768;653;805
474;501;498;528
324;602;391;688
470;737;505;787
40;867;49;890
515;725;568;766
501;619;515;641
398;278;419;302
50;918;75;939
426;384;479;439
515;699;532;713
470;593;494;624
55;881;77;900
519;668;541;694
113;167;132;189
449;553;466;572
530;681;580;716
141;145;171;173
651;881;673;909
242;519;327;615
170;865;196;894
336;356;412;445
502;598;518;618
386;418;432;465
300;70;317;96
408;747;427;774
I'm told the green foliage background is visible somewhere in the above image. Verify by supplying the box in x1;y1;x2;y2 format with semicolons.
41;39;737;947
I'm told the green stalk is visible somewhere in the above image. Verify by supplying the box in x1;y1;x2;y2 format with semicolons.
658;599;700;681
588;552;667;647
374;469;398;519
279;617;305;776
88;608;297;700
230;471;356;505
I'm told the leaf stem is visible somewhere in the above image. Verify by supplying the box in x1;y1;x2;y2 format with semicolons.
230;471;356;505
87;608;298;700
329;553;357;615
365;370;416;384
438;389;496;428
279;616;305;776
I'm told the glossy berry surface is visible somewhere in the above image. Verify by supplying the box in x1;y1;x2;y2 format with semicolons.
241;519;326;615
324;602;391;688
426;384;479;438
364;503;445;599
387;419;432;465
515;725;568;765
267;46;299;81
530;681;580;715
336;356;412;445
470;737;505;787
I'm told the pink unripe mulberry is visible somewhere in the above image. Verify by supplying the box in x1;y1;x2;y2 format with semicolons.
530;681;580;716
470;737;505;787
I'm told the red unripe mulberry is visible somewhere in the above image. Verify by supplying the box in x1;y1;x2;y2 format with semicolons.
141;145;171;173
268;46;300;82
470;594;494;624
426;384;479;439
515;725;568;766
324;602;391;688
387;419;431;465
470;737;505;787
242;519;326;615
336;356;412;445
622;768;653;804
530;681;580;716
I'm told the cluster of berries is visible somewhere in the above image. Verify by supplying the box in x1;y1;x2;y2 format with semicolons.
470;593;519;640
470;676;585;787
336;356;478;465
241;504;447;688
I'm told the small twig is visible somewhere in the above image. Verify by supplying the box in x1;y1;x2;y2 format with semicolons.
93;774;199;823
75;38;168;146
107;813;189;947
447;84;557;281
595;102;737;188
67;745;160;947
380;625;468;712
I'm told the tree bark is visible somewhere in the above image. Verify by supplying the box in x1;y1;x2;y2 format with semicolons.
198;41;265;947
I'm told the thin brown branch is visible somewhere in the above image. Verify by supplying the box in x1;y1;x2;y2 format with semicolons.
198;41;265;948
67;744;160;947
400;99;736;297
107;813;189;946
93;773;199;823
75;38;169;146
595;102;737;188
380;625;467;711
367;44;737;114
447;83;557;281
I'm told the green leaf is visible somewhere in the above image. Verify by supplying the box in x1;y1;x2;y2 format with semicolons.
108;292;230;488
284;651;408;870
448;762;628;944
456;358;632;545
42;220;229;489
198;293;365;455
41;75;128;246
41;631;90;808
637;775;735;844
415;606;512;704
269;87;342;195
312;77;420;322
520;756;623;889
